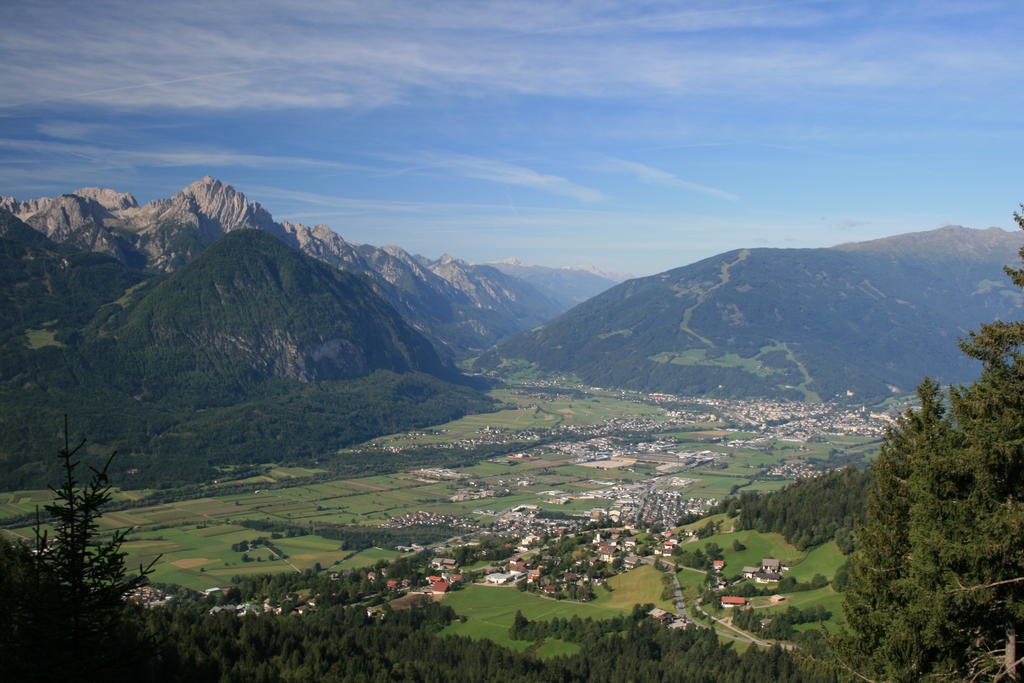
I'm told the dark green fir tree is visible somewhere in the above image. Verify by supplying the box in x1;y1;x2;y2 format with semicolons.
3;419;157;681
833;209;1024;681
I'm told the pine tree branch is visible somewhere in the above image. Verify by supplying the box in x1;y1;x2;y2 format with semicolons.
949;576;1024;593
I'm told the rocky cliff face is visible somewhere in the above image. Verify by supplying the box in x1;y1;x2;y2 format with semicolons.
2;177;564;356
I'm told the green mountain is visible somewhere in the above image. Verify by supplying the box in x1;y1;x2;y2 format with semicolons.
0;220;493;489
477;227;1024;402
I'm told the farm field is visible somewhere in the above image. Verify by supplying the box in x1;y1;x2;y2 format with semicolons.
441;585;624;650
369;389;667;449
593;564;675;612
338;547;406;569
116;525;349;591
786;542;846;582
2;381;875;598
670;519;849;637
761;586;846;630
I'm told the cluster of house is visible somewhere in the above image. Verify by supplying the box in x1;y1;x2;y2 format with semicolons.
479;529;673;597
449;488;502;502
209;600;286;616
205;590;314;617
648;606;690;630
718;558;792;609
419;556;463;594
124;585;173;608
739;558;789;583
656;529;693;557
383;510;477;529
483;552;570;595
720;594;787;609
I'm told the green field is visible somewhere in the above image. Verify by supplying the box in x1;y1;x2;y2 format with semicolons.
533;638;581;659
676;567;707;599
337;547;406;569
117;527;348;590
441;585;625;649
593;564;675;612
369;389;667;449
2;380;876;598
757;586;846;630
786;542;845;582
685;529;803;578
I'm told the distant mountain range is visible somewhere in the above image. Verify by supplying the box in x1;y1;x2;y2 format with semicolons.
481;258;625;308
1;178;588;358
476;226;1024;402
0;214;493;489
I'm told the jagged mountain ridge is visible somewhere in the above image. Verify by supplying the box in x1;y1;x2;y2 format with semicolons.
1;178;563;357
476;226;1024;402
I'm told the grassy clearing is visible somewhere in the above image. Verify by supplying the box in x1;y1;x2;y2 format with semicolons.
649;348;781;378
337;547;405;569
593;565;674;612
683;473;752;497
25;328;63;349
679;513;736;534
676;568;707;599
441;585;623;648
787;542;845;582
684;529;803;579
762;586;846;630
534;639;581;659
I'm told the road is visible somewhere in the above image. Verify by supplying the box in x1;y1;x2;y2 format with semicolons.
654;561;789;647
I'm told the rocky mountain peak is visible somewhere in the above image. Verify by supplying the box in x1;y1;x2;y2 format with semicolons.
21;193;115;240
4;178;570;357
145;176;278;236
72;187;138;211
437;253;465;266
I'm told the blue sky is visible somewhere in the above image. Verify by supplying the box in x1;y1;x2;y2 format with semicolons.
2;0;1022;275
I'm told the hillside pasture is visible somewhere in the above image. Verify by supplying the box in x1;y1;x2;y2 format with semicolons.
593;564;675;612
441;585;623;649
786;542;845;582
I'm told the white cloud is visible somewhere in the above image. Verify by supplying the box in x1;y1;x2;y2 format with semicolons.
0;138;365;172
382;151;603;202
602;158;738;201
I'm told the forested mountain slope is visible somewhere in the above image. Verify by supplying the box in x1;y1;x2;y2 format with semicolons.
0;220;493;489
477;227;1024;402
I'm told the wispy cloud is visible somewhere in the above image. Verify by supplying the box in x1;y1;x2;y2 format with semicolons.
602;158;738;201
383;151;603;202
2;1;1019;111
0;138;367;172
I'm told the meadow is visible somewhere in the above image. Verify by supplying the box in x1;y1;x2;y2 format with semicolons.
593;564;675;612
441;579;636;654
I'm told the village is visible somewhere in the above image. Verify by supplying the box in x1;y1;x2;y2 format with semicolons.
355;383;894;458
153;514;816;653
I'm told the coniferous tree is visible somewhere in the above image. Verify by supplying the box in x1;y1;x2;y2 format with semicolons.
833;209;1024;681
15;420;157;681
